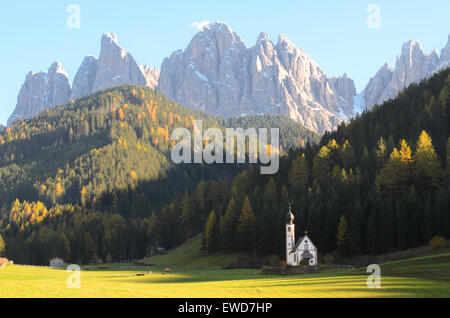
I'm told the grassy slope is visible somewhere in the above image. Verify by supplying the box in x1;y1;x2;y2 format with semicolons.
1;250;449;298
141;236;242;268
375;250;450;282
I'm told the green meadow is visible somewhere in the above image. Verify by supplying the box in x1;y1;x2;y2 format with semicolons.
1;250;449;298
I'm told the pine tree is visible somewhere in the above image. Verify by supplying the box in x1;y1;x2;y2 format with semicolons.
413;131;441;192
204;211;219;254
376;137;387;161
237;196;256;252
59;233;71;261
313;146;331;181
340;140;356;169
289;154;309;188
84;233;97;263
360;146;370;169
180;192;194;241
348;199;362;256
220;197;239;252
395;200;409;250
375;197;394;253
264;178;278;205
445;137;450;185
336;215;349;256
366;209;377;255
0;234;5;257
399;139;412;164
375;139;412;195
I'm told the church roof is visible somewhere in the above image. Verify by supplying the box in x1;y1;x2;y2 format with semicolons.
301;251;314;259
290;236;305;253
290;234;316;253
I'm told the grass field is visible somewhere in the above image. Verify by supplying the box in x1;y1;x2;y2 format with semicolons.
1;250;449;298
140;235;242;268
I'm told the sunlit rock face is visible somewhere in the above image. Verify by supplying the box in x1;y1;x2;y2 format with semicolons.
159;22;357;134
10;33;159;126
8;62;71;125
71;33;151;100
363;36;450;110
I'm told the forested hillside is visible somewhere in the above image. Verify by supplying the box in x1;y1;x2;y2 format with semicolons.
0;85;318;264
194;68;449;258
224;115;320;152
0;85;228;263
0;85;230;212
1;67;448;266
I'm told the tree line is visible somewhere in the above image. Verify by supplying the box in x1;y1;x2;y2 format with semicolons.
0;69;449;265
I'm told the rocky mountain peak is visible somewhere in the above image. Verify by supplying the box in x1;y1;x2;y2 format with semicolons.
91;32;147;92
401;40;422;52
8;62;72;126
257;32;270;44
253;33;276;60
277;34;295;52
99;32;128;60
382;62;393;71
203;21;234;35
439;35;450;69
48;61;69;77
102;32;119;46
194;21;245;54
9;26;449;136
70;55;98;100
26;70;45;79
399;40;427;67
363;35;450;110
72;33;158;97
10;33;160;125
159;26;356;134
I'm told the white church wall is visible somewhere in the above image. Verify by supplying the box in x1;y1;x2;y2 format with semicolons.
285;206;318;267
286;224;296;265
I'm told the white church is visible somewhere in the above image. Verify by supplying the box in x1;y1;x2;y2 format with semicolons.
285;205;318;266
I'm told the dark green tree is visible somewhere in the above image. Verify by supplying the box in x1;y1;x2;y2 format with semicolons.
237;196;256;252
204;211;220;254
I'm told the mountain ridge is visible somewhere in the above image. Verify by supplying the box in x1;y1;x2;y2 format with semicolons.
7;22;450;134
8;33;160;126
362;36;450;110
159;21;355;134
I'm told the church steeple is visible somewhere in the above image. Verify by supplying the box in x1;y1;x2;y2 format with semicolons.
286;203;295;224
285;204;296;266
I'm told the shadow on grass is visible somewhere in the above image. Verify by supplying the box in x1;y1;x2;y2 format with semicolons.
118;269;361;285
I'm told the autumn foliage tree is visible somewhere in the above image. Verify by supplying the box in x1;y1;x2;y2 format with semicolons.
413;131;441;192
376;139;412;195
0;235;5;257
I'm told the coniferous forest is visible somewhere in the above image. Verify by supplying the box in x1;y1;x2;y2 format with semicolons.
0;84;317;264
0;69;449;265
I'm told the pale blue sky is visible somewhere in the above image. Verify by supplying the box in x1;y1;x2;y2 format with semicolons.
1;0;449;125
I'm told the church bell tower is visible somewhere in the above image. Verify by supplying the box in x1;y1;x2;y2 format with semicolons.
286;204;296;266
